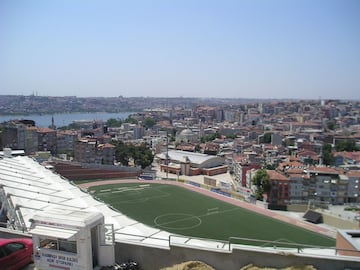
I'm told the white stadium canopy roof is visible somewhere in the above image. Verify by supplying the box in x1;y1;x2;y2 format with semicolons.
0;156;171;247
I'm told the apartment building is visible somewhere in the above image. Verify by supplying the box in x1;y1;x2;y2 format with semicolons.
2;120;56;155
347;170;360;203
25;126;38;155
2;120;30;150
97;143;116;165
57;130;79;155
74;138;115;165
247;164;360;206
37;127;57;154
267;170;290;205
133;125;145;139
288;173;305;203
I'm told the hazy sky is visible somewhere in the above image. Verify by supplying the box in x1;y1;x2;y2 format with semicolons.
1;0;359;99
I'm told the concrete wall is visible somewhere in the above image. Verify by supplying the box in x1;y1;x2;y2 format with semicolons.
318;211;357;230
287;204;308;212
336;231;360;257
115;242;360;270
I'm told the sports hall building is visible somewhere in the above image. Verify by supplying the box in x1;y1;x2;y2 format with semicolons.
156;150;228;176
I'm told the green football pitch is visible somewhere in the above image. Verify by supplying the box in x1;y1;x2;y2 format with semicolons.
89;182;335;247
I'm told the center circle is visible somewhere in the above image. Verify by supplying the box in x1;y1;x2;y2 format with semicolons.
154;213;202;230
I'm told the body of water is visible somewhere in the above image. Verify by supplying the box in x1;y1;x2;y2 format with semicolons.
0;112;134;127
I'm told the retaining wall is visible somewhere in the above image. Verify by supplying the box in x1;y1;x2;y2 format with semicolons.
115;241;360;270
320;212;357;230
1;228;360;270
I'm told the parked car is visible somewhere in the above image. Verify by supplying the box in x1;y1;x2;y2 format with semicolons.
0;238;33;270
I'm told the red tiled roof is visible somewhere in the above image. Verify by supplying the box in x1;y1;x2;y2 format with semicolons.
288;156;300;162
267;170;288;181
103;143;115;148
334;151;360;162
157;120;172;127
37;127;56;133
233;155;248;163
347;170;360;178
288;173;304;178
308;166;339;174
57;130;79;135
286;168;304;174
177;145;196;152
297;149;318;158
277;161;305;170
26;126;38;131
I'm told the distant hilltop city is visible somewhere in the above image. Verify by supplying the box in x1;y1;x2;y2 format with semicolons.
0;94;354;115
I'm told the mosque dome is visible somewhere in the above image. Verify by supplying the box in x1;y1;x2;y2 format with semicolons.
180;129;194;136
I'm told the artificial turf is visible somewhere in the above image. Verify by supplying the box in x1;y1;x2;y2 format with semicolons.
89;182;335;247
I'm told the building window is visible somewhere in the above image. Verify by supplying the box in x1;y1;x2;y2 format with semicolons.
40;238;77;254
59;240;77;253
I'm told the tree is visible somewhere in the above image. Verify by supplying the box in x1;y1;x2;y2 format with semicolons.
322;143;334;166
226;134;237;139
200;132;220;143
106;118;122;127
326;120;336;131
114;141;154;169
124;116;138;124
115;141;131;166
335;139;358;152
58;122;81;130
143;117;156;129
252;169;271;200
264;164;276;170
263;133;272;144
165;128;175;142
133;143;154;169
195;144;201;152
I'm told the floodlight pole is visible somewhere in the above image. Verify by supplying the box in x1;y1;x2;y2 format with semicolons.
166;130;169;180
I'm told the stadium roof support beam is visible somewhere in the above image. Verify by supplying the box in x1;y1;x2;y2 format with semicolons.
0;186;26;231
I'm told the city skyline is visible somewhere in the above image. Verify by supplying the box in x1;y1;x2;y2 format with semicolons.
1;0;359;100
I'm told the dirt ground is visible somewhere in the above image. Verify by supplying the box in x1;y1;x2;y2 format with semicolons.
160;261;317;270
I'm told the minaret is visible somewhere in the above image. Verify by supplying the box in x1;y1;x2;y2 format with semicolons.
50;115;56;129
319;145;323;166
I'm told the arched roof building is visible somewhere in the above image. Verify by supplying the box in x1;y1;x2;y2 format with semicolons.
157;150;224;168
156;150;227;176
